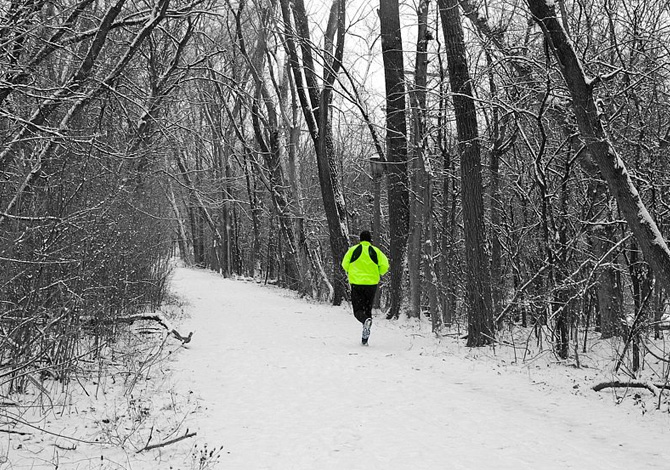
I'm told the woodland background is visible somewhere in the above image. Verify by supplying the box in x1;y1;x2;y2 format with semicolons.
2;0;670;394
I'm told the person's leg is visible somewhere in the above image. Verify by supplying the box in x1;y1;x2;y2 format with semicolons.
351;285;367;324
361;284;378;320
360;285;378;345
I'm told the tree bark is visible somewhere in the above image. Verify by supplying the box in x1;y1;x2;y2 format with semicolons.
379;0;410;320
484;48;514;326
438;0;494;346
593;223;624;338
407;0;430;319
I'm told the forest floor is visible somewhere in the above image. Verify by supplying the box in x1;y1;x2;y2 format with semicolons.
3;264;670;469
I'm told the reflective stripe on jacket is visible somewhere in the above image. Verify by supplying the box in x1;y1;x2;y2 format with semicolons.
341;241;389;285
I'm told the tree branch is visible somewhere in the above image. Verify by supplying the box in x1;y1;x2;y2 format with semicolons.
136;429;197;453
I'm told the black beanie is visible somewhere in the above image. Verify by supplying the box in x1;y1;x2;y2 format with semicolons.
360;230;372;242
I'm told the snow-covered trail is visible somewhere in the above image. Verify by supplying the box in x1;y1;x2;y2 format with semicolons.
169;266;669;469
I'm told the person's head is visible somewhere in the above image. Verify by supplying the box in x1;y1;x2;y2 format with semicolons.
359;230;372;243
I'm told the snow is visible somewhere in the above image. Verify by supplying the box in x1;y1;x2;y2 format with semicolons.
4;264;670;468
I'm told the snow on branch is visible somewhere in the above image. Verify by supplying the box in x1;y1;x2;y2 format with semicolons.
117;313;193;343
84;313;193;343
592;381;664;396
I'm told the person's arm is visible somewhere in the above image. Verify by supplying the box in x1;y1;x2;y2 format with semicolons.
341;246;354;272
377;248;389;276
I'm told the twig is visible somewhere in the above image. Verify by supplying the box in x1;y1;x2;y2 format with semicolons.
0;429;31;436
142;425;155;450
2;410;103;444
136;429;197;453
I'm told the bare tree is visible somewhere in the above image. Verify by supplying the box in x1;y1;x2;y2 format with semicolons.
379;0;410;320
407;0;431;320
438;0;494;346
279;0;350;304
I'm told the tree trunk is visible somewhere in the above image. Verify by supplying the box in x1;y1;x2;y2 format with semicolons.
279;0;350;304
425;177;440;331
250;158;262;277
435;30;457;325
188;204;205;266
202;96;229;275
628;242;652;372
165;172;191;265
438;0;494;346
407;0;431;319
408;153;424;319
485;49;512;327
654;281;663;340
593;223;624;338
554;159;573;360
379;0;410;320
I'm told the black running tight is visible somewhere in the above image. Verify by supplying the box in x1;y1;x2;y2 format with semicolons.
350;284;378;324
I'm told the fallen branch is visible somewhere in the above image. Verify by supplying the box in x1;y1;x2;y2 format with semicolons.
592;381;663;396
0;428;31;436
115;313;193;343
84;313;193;344
136;429;197;453
54;443;77;451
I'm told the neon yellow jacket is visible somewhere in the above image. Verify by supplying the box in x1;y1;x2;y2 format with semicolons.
341;241;389;285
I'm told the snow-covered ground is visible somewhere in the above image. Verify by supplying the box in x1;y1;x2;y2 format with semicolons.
4;265;670;469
